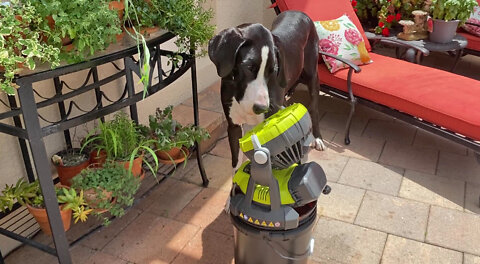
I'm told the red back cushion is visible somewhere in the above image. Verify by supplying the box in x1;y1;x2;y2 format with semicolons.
274;0;372;51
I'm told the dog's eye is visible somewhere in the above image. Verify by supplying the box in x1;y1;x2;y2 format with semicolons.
247;65;258;73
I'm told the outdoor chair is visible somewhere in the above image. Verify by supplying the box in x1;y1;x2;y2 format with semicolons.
270;0;480;161
458;0;480;57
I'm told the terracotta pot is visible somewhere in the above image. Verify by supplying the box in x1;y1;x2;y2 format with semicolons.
156;147;189;165
126;26;159;36
89;149;107;168
116;31;126;42
54;150;90;187
44;16;74;48
84;188;115;213
26;204;72;236
117;154;143;178
109;0;125;21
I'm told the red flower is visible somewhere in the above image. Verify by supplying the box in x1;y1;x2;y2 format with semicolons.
382;27;390;36
351;0;357;7
386;15;394;23
396;13;401;21
378;21;385;28
354;8;358;12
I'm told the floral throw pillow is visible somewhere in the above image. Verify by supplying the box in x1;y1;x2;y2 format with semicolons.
314;15;372;73
462;6;480;37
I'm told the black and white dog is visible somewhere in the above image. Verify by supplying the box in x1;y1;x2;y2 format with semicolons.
208;11;325;168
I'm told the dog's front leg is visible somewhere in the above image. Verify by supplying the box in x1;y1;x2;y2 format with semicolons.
227;123;243;168
308;79;326;151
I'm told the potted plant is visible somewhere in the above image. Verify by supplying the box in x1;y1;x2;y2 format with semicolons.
0;179;91;235
51;148;90;186
29;0;122;63
82;112;158;178
0;0;60;95
124;0;160;34
71;162;140;225
149;0;214;55
149;106;209;164
429;0;479;43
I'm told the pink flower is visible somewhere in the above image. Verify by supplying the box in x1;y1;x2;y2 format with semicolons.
328;33;342;46
319;38;339;55
344;28;362;45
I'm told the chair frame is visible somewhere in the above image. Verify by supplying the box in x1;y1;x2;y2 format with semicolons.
463;21;480;57
270;1;480;160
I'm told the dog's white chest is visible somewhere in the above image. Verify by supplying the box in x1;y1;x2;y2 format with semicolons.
229;99;265;125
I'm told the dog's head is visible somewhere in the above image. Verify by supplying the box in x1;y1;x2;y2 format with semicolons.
208;24;286;117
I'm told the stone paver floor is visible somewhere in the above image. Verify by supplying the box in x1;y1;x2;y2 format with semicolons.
5;51;480;263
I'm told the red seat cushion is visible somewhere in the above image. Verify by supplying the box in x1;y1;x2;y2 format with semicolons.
458;30;480;51
274;0;371;52
318;53;480;141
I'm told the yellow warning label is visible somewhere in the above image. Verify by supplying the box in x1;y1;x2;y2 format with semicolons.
261;221;267;226
248;217;253;223
268;222;274;227
239;213;243;218
254;219;260;225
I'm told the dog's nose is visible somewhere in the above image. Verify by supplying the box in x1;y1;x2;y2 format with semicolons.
253;104;269;115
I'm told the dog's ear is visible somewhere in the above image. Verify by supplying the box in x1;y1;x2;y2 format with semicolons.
208;28;246;78
274;43;287;88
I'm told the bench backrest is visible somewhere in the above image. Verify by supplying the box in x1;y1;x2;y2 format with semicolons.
271;0;372;51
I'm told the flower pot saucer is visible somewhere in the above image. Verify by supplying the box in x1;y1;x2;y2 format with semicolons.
157;147;189;165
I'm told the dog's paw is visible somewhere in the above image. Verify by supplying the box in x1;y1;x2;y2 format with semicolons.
312;138;326;151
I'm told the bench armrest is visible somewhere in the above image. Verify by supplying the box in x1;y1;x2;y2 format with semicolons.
365;32;430;56
318;50;362;73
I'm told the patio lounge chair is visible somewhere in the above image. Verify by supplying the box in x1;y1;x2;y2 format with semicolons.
458;0;480;57
270;0;480;161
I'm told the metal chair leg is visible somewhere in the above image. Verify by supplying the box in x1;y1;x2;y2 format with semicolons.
344;98;356;145
344;68;357;145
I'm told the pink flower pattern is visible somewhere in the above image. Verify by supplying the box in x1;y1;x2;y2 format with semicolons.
464;18;480;36
315;15;373;73
319;38;339;55
344;28;362;45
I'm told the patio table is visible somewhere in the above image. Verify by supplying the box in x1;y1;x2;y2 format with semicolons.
366;32;468;72
0;30;208;264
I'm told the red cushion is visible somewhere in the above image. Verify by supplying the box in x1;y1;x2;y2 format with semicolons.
458;30;480;51
318;53;480;141
274;0;372;51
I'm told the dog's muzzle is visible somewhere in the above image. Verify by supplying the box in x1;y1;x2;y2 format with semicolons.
252;104;269;115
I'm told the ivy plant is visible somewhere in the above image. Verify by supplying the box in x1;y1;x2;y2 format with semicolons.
0;0;60;95
71;162;140;225
28;0;122;63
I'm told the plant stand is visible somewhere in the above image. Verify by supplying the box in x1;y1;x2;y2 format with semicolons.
0;30;208;264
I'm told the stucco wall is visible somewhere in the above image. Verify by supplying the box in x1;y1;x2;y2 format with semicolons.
0;0;277;254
